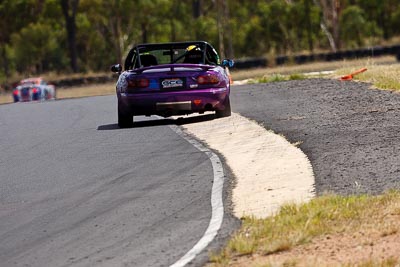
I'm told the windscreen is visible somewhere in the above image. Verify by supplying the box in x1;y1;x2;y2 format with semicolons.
125;42;219;70
138;45;202;66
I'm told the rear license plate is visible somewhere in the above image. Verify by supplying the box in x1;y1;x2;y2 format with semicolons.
160;78;185;90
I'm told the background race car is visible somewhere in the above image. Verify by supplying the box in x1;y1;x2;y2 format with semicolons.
13;77;56;103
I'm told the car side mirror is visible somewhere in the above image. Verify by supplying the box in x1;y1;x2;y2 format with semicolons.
222;59;234;68
111;64;122;73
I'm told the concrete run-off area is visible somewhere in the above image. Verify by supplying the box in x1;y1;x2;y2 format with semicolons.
182;112;315;218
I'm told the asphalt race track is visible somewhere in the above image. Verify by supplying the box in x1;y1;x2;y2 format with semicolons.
2;78;400;266
231;79;400;196
0;96;237;267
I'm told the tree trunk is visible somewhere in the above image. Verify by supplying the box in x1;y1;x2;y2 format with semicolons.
1;46;9;82
141;23;148;44
60;0;79;73
305;0;314;52
332;0;340;50
192;0;202;18
224;0;234;58
170;0;180;42
314;0;340;51
108;2;123;65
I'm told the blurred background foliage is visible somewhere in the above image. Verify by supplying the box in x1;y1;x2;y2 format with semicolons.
1;0;400;83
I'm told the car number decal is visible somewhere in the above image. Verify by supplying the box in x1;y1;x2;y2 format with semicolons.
161;78;185;89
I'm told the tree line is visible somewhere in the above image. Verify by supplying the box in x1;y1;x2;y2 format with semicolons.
1;0;400;83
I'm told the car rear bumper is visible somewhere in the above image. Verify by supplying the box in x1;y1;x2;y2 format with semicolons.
118;88;229;116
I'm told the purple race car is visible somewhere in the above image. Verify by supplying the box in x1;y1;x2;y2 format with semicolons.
111;41;234;128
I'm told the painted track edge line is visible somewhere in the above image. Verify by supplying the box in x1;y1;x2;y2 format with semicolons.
169;125;225;267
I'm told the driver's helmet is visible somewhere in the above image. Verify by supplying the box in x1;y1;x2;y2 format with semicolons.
186;45;199;52
184;45;203;64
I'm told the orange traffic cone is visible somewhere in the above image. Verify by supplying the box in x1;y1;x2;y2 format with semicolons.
340;68;367;81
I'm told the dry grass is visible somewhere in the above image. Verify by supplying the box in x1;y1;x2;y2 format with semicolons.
231;55;400;94
335;64;400;91
209;191;400;266
55;83;115;99
230;56;397;81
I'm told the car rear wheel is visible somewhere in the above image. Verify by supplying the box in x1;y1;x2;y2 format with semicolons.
216;96;231;118
118;107;134;128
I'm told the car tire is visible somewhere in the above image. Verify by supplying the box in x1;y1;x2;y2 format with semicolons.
216;96;231;118
118;107;134;128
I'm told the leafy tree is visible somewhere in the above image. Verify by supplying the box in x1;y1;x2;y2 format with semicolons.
289;0;321;52
228;1;252;57
2;0;400;82
11;22;65;73
73;10;111;71
390;6;400;36
79;0;137;68
340;5;382;48
354;0;398;40
0;0;41;78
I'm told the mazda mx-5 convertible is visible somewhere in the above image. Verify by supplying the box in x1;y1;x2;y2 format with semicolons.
111;41;234;128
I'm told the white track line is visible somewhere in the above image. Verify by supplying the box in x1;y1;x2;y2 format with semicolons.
169;125;225;267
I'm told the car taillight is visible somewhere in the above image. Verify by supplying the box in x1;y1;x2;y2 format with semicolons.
13;90;19;96
197;74;219;85
32;88;39;94
127;78;149;88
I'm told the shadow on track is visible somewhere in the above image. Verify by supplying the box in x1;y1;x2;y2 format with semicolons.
97;113;216;131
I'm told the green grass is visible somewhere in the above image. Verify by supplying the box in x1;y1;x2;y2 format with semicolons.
246;73;307;84
249;71;315;84
209;191;400;266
